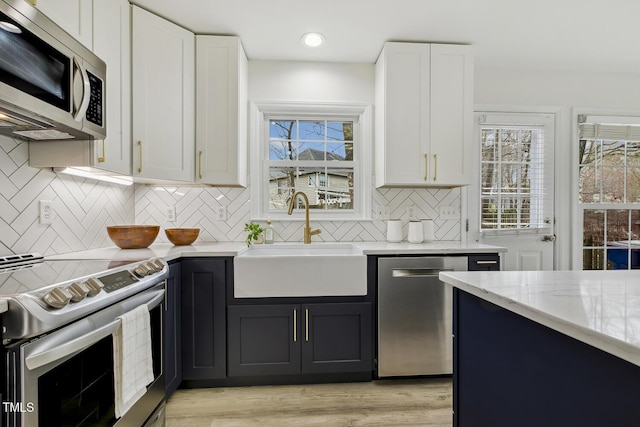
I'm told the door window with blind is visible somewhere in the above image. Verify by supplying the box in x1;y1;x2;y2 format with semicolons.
478;114;553;235
578;115;640;270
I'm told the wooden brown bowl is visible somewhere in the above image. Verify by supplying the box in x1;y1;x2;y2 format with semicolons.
106;225;160;249
165;228;200;246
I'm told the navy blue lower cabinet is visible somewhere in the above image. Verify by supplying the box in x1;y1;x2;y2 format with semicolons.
164;261;182;397
227;302;372;378
453;289;640;427
181;258;229;381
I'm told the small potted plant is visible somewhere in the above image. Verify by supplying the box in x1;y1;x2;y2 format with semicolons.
243;222;264;247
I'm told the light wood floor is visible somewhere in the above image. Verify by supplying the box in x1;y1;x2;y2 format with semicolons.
166;378;452;427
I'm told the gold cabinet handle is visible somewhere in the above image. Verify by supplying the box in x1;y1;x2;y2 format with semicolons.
424;153;428;181
198;150;203;180
293;308;297;342
305;308;309;342
433;153;438;181
138;141;142;173
98;140;106;163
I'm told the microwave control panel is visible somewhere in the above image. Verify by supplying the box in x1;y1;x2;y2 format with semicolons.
86;71;103;127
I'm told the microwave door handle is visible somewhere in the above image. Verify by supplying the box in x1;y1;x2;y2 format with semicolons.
72;56;91;121
24;290;164;370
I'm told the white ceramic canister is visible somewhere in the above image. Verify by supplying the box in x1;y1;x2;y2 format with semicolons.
408;220;423;244
386;219;403;242
422;219;435;242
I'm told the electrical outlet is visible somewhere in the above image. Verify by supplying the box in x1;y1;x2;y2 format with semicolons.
39;200;53;225
405;205;416;220
439;205;459;220
166;207;176;222
216;206;227;221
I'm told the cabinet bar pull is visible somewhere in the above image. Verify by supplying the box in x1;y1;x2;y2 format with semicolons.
138;141;143;173
433;154;438;181
98;140;106;163
475;260;498;265
424;153;428;181
293;308;297;342
305;308;309;342
198;150;203;180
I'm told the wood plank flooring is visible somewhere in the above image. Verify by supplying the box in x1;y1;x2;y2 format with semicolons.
166;378;452;426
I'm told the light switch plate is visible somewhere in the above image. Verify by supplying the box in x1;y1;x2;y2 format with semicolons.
439;205;459;220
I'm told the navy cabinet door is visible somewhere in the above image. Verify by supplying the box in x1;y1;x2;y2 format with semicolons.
165;261;182;397
302;303;372;374
227;304;301;377
181;258;228;380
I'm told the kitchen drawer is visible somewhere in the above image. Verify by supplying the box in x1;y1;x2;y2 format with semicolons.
468;254;500;271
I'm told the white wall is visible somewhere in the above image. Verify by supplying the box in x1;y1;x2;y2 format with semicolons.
474;67;640;269
249;60;375;103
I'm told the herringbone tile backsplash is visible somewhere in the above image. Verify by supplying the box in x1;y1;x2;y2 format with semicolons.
1;136;461;256
137;185;461;244
0;137;134;257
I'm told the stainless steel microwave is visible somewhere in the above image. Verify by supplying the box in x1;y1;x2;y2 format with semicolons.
0;0;106;141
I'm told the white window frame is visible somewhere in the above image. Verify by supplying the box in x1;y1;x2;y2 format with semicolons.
249;101;373;221
572;109;640;270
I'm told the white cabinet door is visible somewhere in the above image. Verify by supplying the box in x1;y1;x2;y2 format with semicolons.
132;6;195;182
35;0;92;48
375;42;472;187
195;36;248;186
375;43;430;187
92;0;130;175
429;44;473;186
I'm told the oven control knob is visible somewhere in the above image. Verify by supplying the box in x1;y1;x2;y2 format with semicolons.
145;261;159;273
134;264;150;277
152;259;165;270
43;287;72;309
84;278;103;296
67;282;89;302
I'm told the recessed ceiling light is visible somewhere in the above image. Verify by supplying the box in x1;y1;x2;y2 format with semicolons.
301;32;325;48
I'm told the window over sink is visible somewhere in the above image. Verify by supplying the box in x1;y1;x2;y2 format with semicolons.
249;102;372;220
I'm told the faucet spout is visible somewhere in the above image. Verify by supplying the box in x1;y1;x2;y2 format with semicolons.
287;191;321;244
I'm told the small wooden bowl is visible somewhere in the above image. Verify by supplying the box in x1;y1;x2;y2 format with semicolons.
106;225;160;249
165;228;200;246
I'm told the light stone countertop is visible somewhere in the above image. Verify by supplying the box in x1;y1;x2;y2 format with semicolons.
440;270;640;368
47;240;505;262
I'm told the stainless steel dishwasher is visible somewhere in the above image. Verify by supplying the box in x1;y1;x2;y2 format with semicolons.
377;256;468;377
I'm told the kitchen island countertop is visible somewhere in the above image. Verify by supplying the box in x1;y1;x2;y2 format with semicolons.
440;270;640;367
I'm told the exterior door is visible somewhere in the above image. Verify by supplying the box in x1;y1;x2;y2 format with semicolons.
468;112;555;271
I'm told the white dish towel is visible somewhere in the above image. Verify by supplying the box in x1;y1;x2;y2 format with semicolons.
113;304;154;419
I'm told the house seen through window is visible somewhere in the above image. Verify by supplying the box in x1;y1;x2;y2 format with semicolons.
268;119;355;212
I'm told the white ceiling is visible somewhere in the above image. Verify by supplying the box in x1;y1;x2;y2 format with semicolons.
131;0;640;74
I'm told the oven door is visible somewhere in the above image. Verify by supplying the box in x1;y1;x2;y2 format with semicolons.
4;282;165;427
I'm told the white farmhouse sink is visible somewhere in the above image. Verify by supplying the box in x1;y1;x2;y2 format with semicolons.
234;243;367;298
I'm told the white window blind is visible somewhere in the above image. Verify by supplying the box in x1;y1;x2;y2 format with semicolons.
479;114;553;235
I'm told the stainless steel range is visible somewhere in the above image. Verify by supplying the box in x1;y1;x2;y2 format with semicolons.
0;253;169;427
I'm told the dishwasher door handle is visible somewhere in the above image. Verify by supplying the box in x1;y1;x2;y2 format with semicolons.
391;268;453;278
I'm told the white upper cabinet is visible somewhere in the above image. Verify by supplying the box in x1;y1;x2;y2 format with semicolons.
34;0;93;48
195;36;248;186
131;6;195;182
91;0;130;175
375;42;473;187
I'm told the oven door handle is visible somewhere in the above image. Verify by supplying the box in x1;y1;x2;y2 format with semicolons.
25;290;164;371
